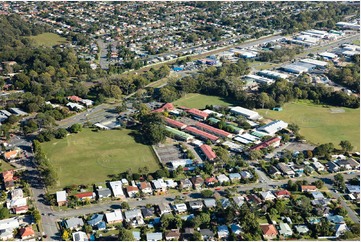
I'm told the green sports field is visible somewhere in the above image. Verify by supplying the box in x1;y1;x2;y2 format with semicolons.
173;93;235;109
42;129;160;189
258;101;360;151
28;33;67;47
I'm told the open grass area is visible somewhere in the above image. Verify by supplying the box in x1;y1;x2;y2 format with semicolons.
0;160;16;172
258;100;360;151
173;93;235;109
352;39;360;46
28;32;67;47
42;129;160;189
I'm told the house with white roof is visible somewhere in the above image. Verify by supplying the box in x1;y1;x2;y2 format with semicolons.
173;203;188;213
72;231;88;241
278;222;293;237
217;174;230;184
312;161;325;172
257;120;288;135
56;191;67;206
260;191;276;201
230;106;262;120
105;209;123;224
109;181;125;199
152;179;168;194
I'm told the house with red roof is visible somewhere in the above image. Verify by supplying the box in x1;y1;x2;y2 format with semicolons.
184;126;219;143
164;117;187;130
3;149;20;161
200;144;217;161
67;95;82;102
139;181;153;195
19;226;35;240
74;192;95;201
195;122;232;138
274;190;291;199
260;224;278;240
152;103;175;113
205;177;218;187
187;108;209;120
126;186;139;198
2;170;14;183
13;205;29;214
301;185;317;192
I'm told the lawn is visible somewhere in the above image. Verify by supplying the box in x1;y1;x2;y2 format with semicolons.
28;32;67;47
352;39;360;46
258;100;360;151
173;93;235;109
42;129;160;189
0;160;16;172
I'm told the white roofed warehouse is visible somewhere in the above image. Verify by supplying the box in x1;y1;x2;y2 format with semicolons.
257;120;288;135
230;106;262;120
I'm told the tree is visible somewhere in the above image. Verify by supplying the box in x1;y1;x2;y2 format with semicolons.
201;189;214;198
121;202;130;210
249;150;263;160
313;180;324;189
32;209;41;224
334;173;345;191
55;128;68;139
62;230;70;241
118;227;135;241
339;140;353;153
139;113;166;145
69;123;82;133
258;92;270;109
0;207;10;219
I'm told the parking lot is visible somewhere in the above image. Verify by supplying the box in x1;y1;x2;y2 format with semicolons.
285;142;316;152
154;144;185;164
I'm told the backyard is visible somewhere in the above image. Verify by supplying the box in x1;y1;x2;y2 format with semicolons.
173;93;235;109
258;100;360;151
28;32;67;47
41;129;160;189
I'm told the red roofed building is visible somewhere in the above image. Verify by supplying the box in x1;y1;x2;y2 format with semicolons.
205;177;218;186
74;192;95;201
301;185;317;192
19;226;35;240
126;186;139;198
184;126;218;143
164;118;187;130
67;95;82;102
250;137;281;151
13;205;29;214
195;122;232;138
187;108;209;120
2;170;14;182
260;224;278;240
200;144;217;161
152;103;175;113
274;190;291;199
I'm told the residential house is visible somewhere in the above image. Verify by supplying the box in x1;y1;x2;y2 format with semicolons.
56;191;67;206
165;179;178;189
165;229;180;241
109;181;125;199
204;177;218;187
67;95;82;102
105;209;123;224
233;196;245;207
121;178;129;186
190;176;204;189
203;198;217;209
0;217;19;241
146;232;163;241
260;191;276;201
97;188;112;199
188;200;204;211
173;203;188;213
139;181;153;195
277;163;295;177
179;179;192;190
141;207;155;219
200;229;214;241
327;215;345;224
200;144;217;161
260;224;278;240
228;173;241;182
240;170;253;179
124;209;144;227
220;198;231;209
74;192;95;201
3;149;20;162
6;197;27;209
19;226;35;240
278;222;293;237
346;184;360;195
72;231;88;241
217;225;229;239
217;174;230;184
230;223;242;235
246;194;262;206
182;228;194;241
87;214;104;227
295;225;310;234
274;190;291;199
158;203;172;216
311;191;325;200
301;185;317;192
335;223;348;238
312;161;325;172
10;188;23;200
126;186;139;198
13;205;29;214
327;161;340;173
63;217;84;230
152;179;168;195
337;158;360;170
268;165;281;178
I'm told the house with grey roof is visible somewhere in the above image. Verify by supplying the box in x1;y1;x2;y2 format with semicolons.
295;225;309;234
188;200;204;211
233;196;245;207
228;173;241;181
146;232;163;241
158;203;172;216
203;198;216;209
63;217;84;230
278;222;293;237
200;229;214;241
97;188;112;199
124;209;144;227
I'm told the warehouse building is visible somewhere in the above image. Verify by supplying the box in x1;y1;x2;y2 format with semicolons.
245;74;275;85
257;120;288;135
258;70;289;80
319;52;338;60
300;59;328;68
165;126;194;142
336;21;360;30
281;62;316;74
230;106;262;120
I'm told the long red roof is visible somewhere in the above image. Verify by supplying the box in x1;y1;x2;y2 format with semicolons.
165;117;187;129
200;144;217;160
153;103;175;113
187;108;209;119
250;137;281;151
74;192;94;199
184;126;218;141
195;122;231;137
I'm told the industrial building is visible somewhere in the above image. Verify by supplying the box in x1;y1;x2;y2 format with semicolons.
281;62;316;74
245;74;275;85
300;59;328;68
230;106;262;120
319;52;338;60
336;21;360;30
258;70;289;80
165;126;194;142
257;120;288;135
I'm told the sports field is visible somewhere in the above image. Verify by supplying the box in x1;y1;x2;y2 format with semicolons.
28;33;67;47
258;101;360;151
173;93;234;109
41;129;160;188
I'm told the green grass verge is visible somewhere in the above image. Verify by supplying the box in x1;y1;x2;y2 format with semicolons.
42;129;160;189
173;93;235;109
258;100;360;151
0;160;16;172
352;40;360;46
28;32;67;47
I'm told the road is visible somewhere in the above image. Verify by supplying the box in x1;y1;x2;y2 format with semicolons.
97;39;109;70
